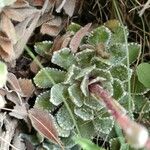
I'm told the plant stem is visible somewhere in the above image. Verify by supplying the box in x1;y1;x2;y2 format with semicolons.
89;83;149;149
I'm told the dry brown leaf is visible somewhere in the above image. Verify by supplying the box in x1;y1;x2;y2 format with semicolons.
51;32;71;52
28;108;64;149
0;13;17;44
14;12;41;60
0;31;14;61
4;7;38;22
63;0;76;17
18;78;35;97
9;103;28;120
7;72;23;95
40;17;62;36
69;23;92;53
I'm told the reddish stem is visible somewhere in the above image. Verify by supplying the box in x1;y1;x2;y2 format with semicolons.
89;83;150;150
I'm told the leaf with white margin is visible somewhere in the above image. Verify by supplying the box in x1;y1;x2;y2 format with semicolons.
107;44;126;65
93;117;114;134
91;56;110;69
51;48;76;70
53;119;70;138
34;68;66;88
87;26;111;46
35;91;55;112
112;79;125;100
133;95;150;114
56;105;74;130
34;41;53;57
74;105;94;121
110;64;132;82
68;83;84;107
84;95;103;111
50;83;68;106
105;20;128;44
64;64;81;84
75;49;95;67
80;75;89;97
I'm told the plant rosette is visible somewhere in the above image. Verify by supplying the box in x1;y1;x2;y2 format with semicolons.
30;20;150;150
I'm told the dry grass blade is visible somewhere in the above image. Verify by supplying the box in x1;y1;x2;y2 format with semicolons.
28;108;64;149
69;23;92;53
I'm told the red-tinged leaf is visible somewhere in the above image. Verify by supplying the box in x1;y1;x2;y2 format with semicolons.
69;23;92;53
28;108;64;149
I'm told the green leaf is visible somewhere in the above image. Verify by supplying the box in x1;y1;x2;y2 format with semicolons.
68;84;84;107
107;44;126;65
110;137;125;150
67;22;81;34
34;41;53;57
77;119;95;138
73;136;103;150
56;105;74;130
74;105;94;121
34;68;66;88
51;48;76;70
93;117;114;134
112;79;124;100
64;65;81;84
123;43;141;64
88;26;111;46
133;95;150;114
137;63;150;88
75;49;95;67
80;75;89;97
75;65;96;79
131;75;148;95
91;57;110;69
50;83;68;106
105;20;128;44
84;95;103;111
110;64;132;82
53;119;70;137
35;91;55;112
0;61;8;88
90;68;113;83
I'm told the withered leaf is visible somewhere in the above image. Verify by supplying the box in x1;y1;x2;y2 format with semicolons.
28;108;63;148
18;78;35;97
9;103;28;120
7;72;23;95
1;13;17;44
40;17;62;37
69;23;92;53
63;0;76;17
0;31;14;61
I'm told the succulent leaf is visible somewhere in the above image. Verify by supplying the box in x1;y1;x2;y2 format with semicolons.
51;48;76;70
88;26;111;46
35;91;55;111
68;83;84;107
56;105;74;130
93;117;114;134
112;79;124;100
34;41;53;57
75;49;95;67
50;83;68;106
74;105;94;121
34;68;66;88
110;64;132;82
